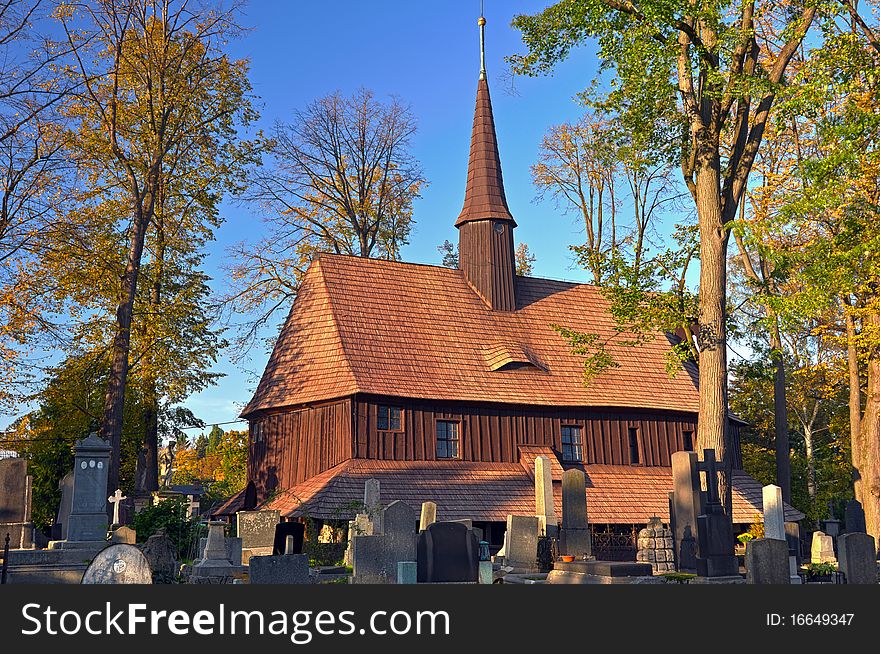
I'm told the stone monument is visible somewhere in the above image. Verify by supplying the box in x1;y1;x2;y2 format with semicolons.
559;468;591;559
534;456;558;537
81;544;152;584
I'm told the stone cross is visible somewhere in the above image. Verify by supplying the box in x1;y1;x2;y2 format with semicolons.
108;489;127;527
534;456;558;537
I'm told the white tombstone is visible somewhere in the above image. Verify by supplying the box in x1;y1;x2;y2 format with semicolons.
762;485;785;541
363;478;382;532
810;531;836;564
535;456;557;537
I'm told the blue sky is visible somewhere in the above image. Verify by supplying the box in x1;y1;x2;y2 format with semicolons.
179;1;606;433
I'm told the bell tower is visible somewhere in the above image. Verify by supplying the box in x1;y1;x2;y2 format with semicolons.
455;14;517;312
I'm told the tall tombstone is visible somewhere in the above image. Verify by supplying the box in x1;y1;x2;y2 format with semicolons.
762;485;785;541
762;484;799;583
352;500;418;584
52;471;74;541
845;499;867;534
419;502;437;532
534;456;558;537
363;478;382;533
559;469;591;558
694;450;738;577
670;451;702;571
505;514;539;573
191;522;242;582
0;458;34;549
66;433;111;543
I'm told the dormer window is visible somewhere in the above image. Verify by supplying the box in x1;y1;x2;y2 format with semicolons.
377;406;402;431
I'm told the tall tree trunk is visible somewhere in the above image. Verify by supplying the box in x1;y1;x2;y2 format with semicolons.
135;194;165;494
770;321;791;502
845;308;863;502
803;421;816;500
694;161;733;517
861;314;880;550
101;187;154;495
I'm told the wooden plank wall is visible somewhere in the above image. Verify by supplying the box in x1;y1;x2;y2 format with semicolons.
248;398;352;496
353;396;721;467
458;219;516;311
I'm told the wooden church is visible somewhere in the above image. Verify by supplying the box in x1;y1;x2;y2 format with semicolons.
221;18;802;555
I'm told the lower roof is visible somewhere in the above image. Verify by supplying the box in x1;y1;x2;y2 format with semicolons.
242;458;803;524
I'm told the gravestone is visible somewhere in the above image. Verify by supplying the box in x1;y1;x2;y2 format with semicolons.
111;526;136;544
810;531;836;564
272;522;305;555
191;522;243;583
636;517;675;573
837;533;876;584
65;433;112;544
82;544;152;584
343;512;374;567
745;538;790;584
0;458;34;550
52;471;74;541
504;514;539;573
762;484;798;583
237;509;280;557
248;552;310;584
694;450;738;577
198;535;242;566
243;481;258;511
416;521;479;583
534;456;558;537
845;499;867;534
762;485;785;541
140;532;177;582
352;500;418;584
559;469;591;558
363;478;382;532
670;451;702;571
419;502;437;531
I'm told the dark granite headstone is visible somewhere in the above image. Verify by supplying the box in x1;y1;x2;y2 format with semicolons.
693;450;738;577
0;458;33;549
243;481;257;511
845;500;867;534
67;433;111;542
417;522;478;583
745;538;790;585
249;552;310;584
273;522;305;555
670;451;702;572
837;533;877;584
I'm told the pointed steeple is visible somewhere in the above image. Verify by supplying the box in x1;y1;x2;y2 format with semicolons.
455;16;516;228
456;14;517;312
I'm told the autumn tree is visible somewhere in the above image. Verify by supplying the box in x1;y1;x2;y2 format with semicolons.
511;0;818;511
226;88;427;354
532;112;680;285
55;0;254;493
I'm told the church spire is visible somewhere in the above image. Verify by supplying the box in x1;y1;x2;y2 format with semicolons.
456;13;517;312
455;14;515;228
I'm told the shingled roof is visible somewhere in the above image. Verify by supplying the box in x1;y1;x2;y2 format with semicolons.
242;255;700;417
259;459;804;524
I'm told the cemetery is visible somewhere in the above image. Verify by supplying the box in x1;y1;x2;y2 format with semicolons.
0;5;878;600
2;443;877;586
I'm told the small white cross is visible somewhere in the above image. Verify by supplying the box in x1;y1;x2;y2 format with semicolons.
108;489;127;525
